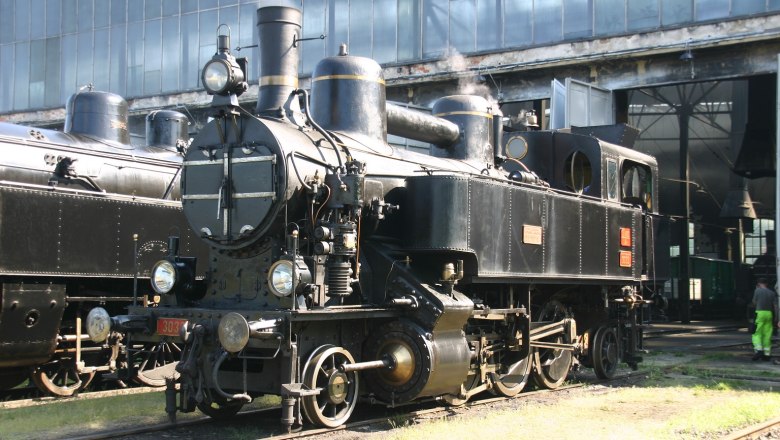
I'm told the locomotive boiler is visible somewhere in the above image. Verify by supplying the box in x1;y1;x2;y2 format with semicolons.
88;5;668;430
0;90;205;396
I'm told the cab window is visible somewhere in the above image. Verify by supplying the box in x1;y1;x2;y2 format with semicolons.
621;161;652;210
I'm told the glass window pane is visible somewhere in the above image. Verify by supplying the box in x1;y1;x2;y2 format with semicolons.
63;0;78;33
349;1;372;58
30;0;45;39
450;0;476;53
662;0;692;25
111;0;126;24
110;24;127;95
398;0;420;61
238;2;258;78
146;0;161;19
76;32;93;89
78;0;93;31
535;0;562;45
44;37;61;107
563;0;592;39
505;2;532;47
594;0;625;36
301;0;325;74
199;9;218;70
127;22;143;96
477;0;501;51
128;0;144;22
373;0;397;63
771;0;780;11
695;0;729;20
60;34;77;101
162;0;179;16
326;0;348;57
144;20;161;95
220;0;237;5
181;0;198;13
46;0;61;37
94;28;109;91
219;5;239;38
162;15;179;92
628;0;658;30
0;44;13;112
423;0;448;57
200;0;218;9
14;41;30;109
0;0;14;44
15;0;30;41
29;39;45;108
180;13;199;90
95;0;110;27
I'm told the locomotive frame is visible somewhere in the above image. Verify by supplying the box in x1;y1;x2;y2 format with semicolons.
89;5;669;430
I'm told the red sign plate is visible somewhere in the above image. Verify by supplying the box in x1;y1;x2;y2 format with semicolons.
156;318;187;337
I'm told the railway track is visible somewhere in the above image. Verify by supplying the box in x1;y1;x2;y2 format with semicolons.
57;372;645;440
723;416;780;440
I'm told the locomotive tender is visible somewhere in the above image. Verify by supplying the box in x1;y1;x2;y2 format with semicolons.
88;6;668;429
0;90;204;396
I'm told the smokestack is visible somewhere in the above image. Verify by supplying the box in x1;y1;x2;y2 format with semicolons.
255;6;301;118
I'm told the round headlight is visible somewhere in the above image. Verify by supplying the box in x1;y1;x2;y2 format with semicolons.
268;260;294;297
202;60;230;94
218;312;250;353
151;260;177;294
86;307;111;343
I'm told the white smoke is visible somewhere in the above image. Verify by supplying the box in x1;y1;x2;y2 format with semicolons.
438;48;500;110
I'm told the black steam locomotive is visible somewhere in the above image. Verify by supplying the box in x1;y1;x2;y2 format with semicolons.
88;6;668;430
0;90;205;396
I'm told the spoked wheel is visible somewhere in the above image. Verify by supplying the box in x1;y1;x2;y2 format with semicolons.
532;300;573;390
132;341;181;387
31;360;95;397
592;326;620;379
442;372;480;406
197;396;245;420
301;346;359;428
490;349;533;397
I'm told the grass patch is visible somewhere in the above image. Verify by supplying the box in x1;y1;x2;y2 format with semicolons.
0;391;280;440
384;387;780;440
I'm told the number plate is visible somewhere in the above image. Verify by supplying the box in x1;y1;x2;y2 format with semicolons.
156;318;187;337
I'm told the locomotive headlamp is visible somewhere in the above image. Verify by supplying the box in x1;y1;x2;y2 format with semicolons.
150;257;197;297
151;260;177;295
218;312;251;353
268;260;294;297
201;25;247;97
86;307;111;343
267;256;313;298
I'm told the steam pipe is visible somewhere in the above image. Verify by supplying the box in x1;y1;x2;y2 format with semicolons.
386;103;460;146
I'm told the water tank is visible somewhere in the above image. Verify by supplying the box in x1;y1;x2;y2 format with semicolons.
64;91;130;145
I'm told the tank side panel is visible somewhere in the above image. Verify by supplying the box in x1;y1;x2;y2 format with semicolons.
0;283;66;367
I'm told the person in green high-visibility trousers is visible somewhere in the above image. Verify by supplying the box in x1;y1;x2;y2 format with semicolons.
751;278;778;361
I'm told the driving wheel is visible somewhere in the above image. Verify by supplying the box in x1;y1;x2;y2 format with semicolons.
592;326;620;379
490;349;533;397
301;346;359;428
531;300;572;390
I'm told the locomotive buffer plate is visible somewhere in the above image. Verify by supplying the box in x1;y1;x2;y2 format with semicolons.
156;318;188;337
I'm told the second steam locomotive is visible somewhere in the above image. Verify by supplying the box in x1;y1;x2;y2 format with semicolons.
89;5;668;430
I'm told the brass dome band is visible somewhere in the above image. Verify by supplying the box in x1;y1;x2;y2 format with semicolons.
259;75;299;87
312;74;386;85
